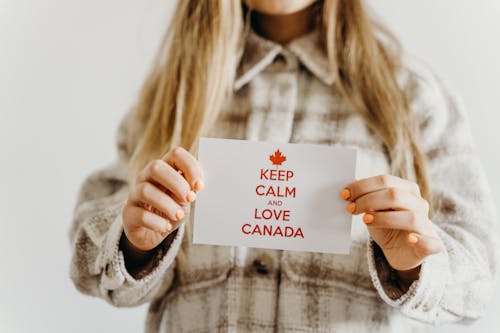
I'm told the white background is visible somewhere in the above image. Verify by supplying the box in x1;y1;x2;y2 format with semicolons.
1;0;499;332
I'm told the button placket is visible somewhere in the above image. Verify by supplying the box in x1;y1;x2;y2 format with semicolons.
244;50;300;143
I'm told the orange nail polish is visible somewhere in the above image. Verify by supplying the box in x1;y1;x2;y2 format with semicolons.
363;214;374;224
194;179;205;191
186;191;196;202
340;188;351;200
408;233;419;244
175;209;185;221
346;202;356;214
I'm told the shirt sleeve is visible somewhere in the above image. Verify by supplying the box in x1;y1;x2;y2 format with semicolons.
68;110;186;307
366;58;500;324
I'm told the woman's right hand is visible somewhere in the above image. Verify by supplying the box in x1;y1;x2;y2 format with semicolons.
122;146;205;252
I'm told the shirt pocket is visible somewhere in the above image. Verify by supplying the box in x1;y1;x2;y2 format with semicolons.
175;243;234;292
280;241;377;297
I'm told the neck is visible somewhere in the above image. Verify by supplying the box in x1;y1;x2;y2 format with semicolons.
250;4;317;44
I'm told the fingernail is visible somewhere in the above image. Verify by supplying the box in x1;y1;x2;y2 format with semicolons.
408;233;419;244
346;202;356;214
175;209;185;221
194;179;205;191
165;223;173;232
186;191;196;202
340;188;351;200
363;214;374;224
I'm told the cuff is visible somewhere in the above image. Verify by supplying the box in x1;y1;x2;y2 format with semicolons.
99;202;185;291
367;230;451;322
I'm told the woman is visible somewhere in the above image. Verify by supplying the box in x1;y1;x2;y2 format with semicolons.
69;0;499;332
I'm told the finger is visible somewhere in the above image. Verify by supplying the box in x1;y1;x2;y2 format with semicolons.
163;146;205;191
127;205;172;233
407;232;445;258
362;211;429;233
137;159;195;205
131;182;186;223
146;203;187;232
347;187;429;215
341;174;421;201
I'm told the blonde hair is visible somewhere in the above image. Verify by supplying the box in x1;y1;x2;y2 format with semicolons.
128;0;432;224
128;1;243;179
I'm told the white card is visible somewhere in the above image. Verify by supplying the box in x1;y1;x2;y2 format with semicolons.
193;137;357;254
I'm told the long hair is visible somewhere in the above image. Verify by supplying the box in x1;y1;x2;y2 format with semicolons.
128;0;431;217
127;1;243;180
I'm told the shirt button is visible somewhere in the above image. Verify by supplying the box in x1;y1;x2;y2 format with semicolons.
252;253;273;275
275;54;287;64
105;263;113;277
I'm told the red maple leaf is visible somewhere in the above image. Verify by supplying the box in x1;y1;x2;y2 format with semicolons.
269;149;286;166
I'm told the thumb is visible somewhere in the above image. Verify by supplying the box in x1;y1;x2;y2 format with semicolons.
407;232;445;259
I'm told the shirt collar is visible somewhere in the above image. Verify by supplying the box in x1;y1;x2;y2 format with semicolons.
234;27;335;91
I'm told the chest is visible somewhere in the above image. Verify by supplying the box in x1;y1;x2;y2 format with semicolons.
187;67;392;292
206;64;392;190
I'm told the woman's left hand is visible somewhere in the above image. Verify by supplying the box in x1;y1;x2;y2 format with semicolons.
340;174;444;280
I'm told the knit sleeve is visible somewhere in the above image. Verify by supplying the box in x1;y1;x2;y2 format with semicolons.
366;58;500;324
68;111;185;307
